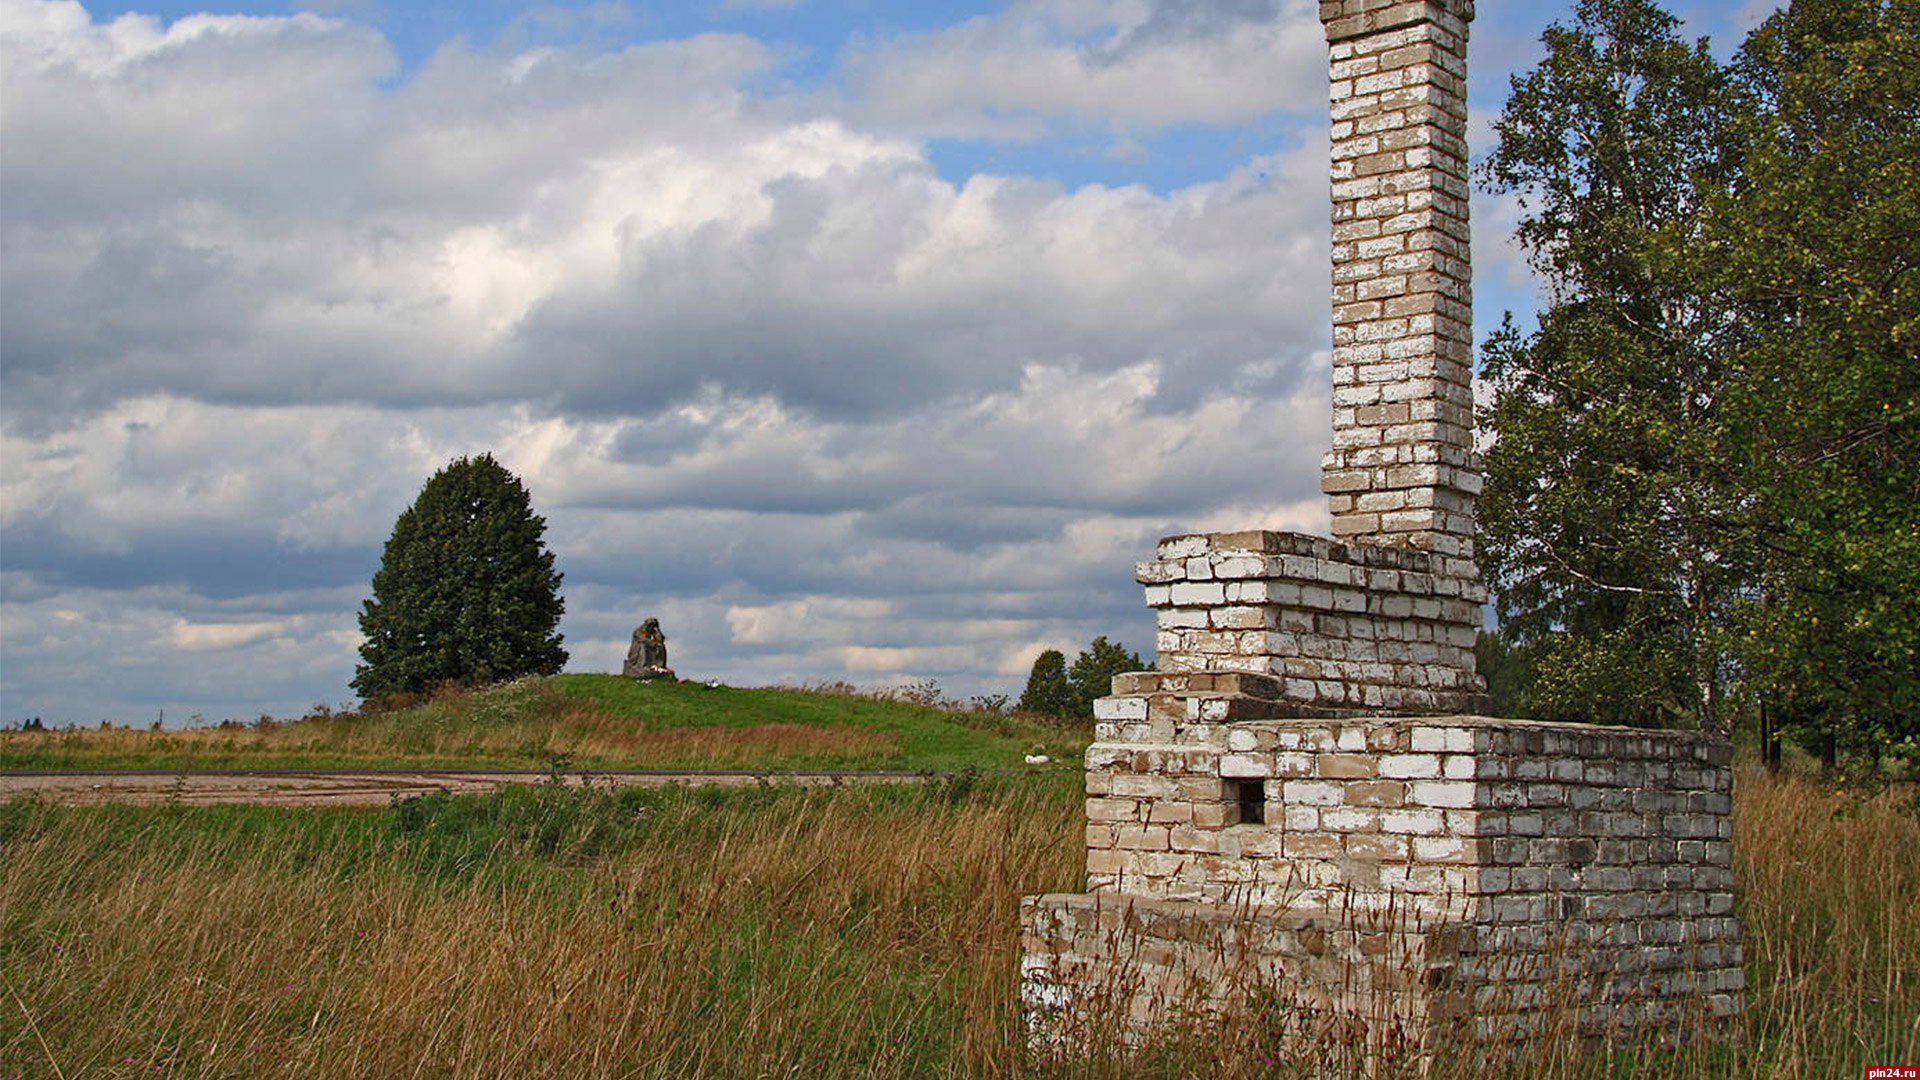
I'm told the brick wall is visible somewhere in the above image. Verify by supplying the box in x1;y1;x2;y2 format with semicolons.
1320;0;1478;563
1139;531;1484;712
1027;685;1745;1041
1018;0;1745;1049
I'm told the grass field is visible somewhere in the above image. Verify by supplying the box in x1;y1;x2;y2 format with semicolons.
0;675;1088;774
2;767;1915;1078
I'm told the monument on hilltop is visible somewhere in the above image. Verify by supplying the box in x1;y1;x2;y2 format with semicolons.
622;618;675;681
1019;0;1744;1049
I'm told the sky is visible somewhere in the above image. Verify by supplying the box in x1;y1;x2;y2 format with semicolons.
1;0;1780;725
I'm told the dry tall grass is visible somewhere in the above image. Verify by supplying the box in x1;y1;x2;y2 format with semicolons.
1;769;1913;1078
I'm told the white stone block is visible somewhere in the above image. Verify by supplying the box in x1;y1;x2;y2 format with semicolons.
1320;806;1380;833
1169;581;1226;606
1380;808;1446;835
1225;581;1272;603
1093;697;1147;722
1219;754;1271;778
1158;535;1208;559
1281;780;1345;806
1379;753;1441;779
1136;560;1183;584
1413;836;1471;863
1158;607;1208;629
1213;556;1266;579
1408;780;1475;808
1274;752;1316;777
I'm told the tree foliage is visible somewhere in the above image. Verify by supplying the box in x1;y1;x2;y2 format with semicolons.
1479;0;1918;761
1018;637;1150;719
1017;649;1074;717
353;454;568;700
1706;0;1920;760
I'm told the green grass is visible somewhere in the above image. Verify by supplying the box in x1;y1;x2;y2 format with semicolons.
0;675;1091;774
2;771;1914;1078
0;776;1088;1078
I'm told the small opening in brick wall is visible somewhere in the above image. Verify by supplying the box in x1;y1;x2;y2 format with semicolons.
1230;779;1266;826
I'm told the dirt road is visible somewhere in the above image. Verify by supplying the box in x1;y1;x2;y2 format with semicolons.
0;768;923;808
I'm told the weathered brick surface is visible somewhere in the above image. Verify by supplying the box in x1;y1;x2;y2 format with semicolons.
1139;530;1484;712
1020;0;1743;1048
1029;709;1745;1042
1321;0;1480;560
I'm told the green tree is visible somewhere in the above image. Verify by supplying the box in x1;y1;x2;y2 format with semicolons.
353;454;567;700
1018;649;1074;718
1704;0;1920;762
1479;0;1919;760
1477;0;1747;731
1065;636;1147;718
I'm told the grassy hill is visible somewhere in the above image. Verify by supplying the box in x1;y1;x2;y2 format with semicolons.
0;674;1090;773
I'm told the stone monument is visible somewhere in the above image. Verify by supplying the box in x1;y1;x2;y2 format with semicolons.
622;618;674;680
1019;0;1743;1050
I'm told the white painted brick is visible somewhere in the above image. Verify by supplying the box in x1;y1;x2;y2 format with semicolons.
1219;754;1270;778
1157;535;1208;559
1169;582;1226;606
1282;780;1346;806
1158;607;1209;629
1321;806;1381;832
1213;556;1266;579
1408;780;1475;808
1409;726;1449;752
1413;836;1472;863
1379;753;1441;779
1380;808;1446;835
1225;581;1272;603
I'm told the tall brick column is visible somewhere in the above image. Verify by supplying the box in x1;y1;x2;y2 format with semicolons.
1022;0;1742;1047
1320;0;1479;575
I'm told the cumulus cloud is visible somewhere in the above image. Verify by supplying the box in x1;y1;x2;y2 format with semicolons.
4;0;1333;429
0;0;1361;723
839;0;1325;134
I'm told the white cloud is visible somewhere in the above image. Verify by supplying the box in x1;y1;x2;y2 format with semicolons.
839;0;1325;134
4;1;1332;427
167;618;288;652
0;0;1370;722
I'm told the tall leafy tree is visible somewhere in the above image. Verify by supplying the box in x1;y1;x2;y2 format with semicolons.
1704;0;1920;761
1477;0;1748;731
1018;638;1150;719
354;454;567;699
1018;649;1074;718
1479;0;1919;759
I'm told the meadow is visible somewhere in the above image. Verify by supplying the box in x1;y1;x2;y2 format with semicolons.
0;675;1087;774
2;762;1915;1078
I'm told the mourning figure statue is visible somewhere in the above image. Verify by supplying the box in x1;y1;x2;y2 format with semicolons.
622;617;674;680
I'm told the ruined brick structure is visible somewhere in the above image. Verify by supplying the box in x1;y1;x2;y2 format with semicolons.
1020;0;1744;1048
